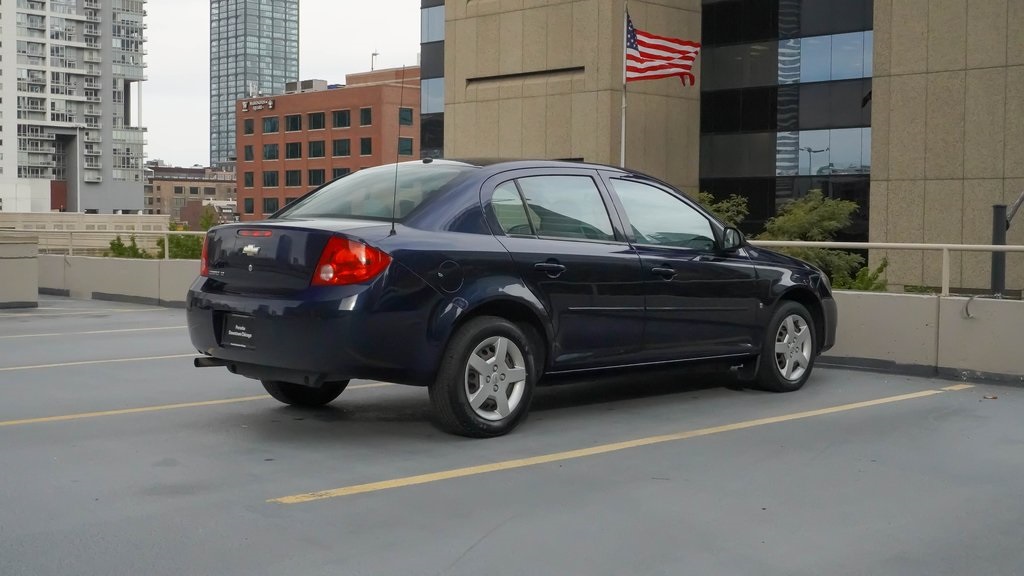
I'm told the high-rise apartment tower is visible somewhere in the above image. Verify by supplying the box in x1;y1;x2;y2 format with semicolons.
0;0;148;213
209;0;299;168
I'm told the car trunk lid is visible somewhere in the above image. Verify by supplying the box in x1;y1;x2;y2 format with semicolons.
204;219;391;294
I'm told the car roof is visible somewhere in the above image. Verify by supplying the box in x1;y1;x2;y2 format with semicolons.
446;158;634;175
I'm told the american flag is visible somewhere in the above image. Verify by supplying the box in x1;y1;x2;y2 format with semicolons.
625;14;701;86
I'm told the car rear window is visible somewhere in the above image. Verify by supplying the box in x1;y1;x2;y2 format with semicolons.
275;161;475;221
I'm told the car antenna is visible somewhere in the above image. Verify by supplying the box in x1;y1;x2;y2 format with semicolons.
390;65;407;237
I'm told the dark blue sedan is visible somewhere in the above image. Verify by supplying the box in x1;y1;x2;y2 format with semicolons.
187;159;837;437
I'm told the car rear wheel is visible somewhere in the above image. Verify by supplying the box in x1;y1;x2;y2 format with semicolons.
429;316;538;438
755;301;816;393
261;379;349;407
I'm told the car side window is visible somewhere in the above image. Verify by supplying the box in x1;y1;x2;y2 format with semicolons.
491;182;534;236
516;175;616;241
610;179;716;250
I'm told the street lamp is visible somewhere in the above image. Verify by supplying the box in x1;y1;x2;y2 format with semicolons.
800;146;829;176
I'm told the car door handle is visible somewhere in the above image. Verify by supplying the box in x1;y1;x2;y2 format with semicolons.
650;266;677;279
534;262;566;277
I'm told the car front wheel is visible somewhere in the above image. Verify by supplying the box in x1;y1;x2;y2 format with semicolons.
429;316;537;438
261;379;349;407
755;301;817;392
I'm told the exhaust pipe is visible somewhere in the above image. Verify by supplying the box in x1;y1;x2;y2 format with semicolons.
194;356;231;369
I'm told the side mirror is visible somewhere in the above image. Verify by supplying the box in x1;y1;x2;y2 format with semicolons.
722;227;745;251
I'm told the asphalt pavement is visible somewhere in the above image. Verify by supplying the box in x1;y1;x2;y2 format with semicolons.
1;297;1022;576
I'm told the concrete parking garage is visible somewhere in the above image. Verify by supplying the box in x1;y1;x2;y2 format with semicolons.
1;297;1022;576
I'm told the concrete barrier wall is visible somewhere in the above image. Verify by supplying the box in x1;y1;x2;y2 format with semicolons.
38;254;198;307
35;257;1024;381
0;234;38;308
824;291;1024;382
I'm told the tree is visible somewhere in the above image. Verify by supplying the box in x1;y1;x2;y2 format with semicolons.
756;190;874;288
699;189;888;290
105;235;153;259
156;222;203;260
694;191;749;228
198;205;219;231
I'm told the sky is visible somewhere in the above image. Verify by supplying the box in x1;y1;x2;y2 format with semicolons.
145;0;421;168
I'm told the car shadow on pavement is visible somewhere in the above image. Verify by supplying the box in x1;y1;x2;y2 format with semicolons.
218;366;760;443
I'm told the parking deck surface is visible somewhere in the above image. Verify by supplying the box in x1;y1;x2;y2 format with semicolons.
1;297;1022;576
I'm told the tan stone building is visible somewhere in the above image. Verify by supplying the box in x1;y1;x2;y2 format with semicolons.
438;0;1023;292
444;0;702;194
870;0;1024;292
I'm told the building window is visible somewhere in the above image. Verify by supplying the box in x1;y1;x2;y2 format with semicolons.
421;5;445;43
263;116;279;133
398;137;414;156
285;197;298;207
332;138;351;157
285;114;302;131
263;171;279;187
244;145;254;161
263;143;279;160
421;78;444;114
190;187;200;195
332;167;351;179
399;107;414;126
360;107;372;126
285;169;302;187
360;137;372;156
174;186;184;194
333;110;351;128
286;142;302;159
244;172;254;188
309;112;325;130
308;169;326;186
244;118;254;135
204;187;216;195
263;197;280;214
309;140;325;158
244;198;254;214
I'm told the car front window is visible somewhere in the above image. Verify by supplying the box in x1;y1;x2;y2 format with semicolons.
610;179;716;250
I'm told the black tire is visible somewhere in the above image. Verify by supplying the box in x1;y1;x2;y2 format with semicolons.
261;379;349;407
755;301;817;393
429;316;539;438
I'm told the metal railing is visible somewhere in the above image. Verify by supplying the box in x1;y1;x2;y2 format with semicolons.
18;230;206;261
751;240;1024;296
4;231;1022;295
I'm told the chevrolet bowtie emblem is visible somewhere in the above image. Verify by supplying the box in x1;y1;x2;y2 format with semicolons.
242;244;261;257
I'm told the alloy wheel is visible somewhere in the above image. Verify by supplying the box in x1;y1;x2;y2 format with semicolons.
774;314;812;382
464;335;528;421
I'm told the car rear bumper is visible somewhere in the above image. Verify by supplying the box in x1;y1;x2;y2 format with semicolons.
186;266;447;386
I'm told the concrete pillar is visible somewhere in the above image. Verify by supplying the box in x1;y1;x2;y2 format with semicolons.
0;234;39;309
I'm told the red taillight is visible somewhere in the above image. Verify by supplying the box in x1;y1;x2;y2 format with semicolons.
238;229;273;237
311;236;391;286
200;235;210;277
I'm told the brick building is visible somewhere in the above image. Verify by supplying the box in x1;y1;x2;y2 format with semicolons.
236;67;421;220
144;164;238;225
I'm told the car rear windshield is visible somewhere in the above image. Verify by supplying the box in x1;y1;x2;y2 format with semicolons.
275;161;475;221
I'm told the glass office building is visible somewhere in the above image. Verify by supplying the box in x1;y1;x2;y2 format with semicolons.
419;0;445;159
210;0;300;168
700;0;873;239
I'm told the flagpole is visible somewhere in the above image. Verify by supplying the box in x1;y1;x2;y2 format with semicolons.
620;0;628;168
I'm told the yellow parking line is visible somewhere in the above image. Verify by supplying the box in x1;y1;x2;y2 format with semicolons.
0;382;392;428
270;386;973;504
0;353;198;372
0;326;187;340
941;384;975;391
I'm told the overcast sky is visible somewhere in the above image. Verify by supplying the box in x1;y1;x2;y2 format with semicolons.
145;0;421;167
